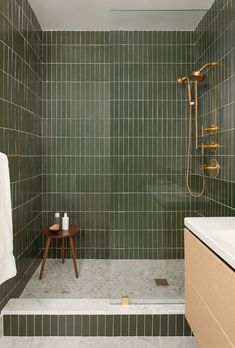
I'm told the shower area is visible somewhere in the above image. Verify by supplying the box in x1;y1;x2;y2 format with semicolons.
20;16;197;303
3;0;234;326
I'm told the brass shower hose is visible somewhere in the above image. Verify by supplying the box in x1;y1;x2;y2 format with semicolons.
185;78;205;197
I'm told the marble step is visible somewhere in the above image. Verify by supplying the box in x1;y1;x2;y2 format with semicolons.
0;337;199;348
1;299;192;337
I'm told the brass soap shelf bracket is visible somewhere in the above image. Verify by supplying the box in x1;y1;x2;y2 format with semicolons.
201;125;220;177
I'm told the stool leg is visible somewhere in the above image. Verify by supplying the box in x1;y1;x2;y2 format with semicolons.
61;238;65;264
69;236;79;278
39;237;51;280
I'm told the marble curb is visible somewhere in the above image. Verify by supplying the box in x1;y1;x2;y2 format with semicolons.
2;299;185;315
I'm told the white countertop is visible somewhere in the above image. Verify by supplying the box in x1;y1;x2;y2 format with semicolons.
184;217;235;270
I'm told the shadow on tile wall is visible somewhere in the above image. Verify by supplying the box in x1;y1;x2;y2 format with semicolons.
192;0;235;217
0;0;42;310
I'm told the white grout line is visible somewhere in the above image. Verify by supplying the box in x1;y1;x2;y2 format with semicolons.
12;193;42;211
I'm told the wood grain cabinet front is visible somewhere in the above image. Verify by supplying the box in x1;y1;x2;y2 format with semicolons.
184;228;235;348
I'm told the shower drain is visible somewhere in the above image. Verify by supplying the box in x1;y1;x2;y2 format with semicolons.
154;278;169;286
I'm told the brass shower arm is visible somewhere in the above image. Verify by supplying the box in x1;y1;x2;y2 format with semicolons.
199;62;218;72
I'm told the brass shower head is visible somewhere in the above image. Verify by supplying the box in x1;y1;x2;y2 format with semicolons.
190;62;218;82
190;70;206;82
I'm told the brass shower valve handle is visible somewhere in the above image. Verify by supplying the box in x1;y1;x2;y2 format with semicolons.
202;159;220;177
199;142;219;152
203;125;220;134
204;164;220;170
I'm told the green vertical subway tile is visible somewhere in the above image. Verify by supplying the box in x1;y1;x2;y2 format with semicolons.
82;315;90;336
153;315;160;336
59;315;66;336
137;315;145;336
160;315;168;336
67;315;74;336
129;315;137;336
98;315;105;336
145;315;153;336
3;316;10;336
42;315;50;336
35;315;42;336
51;315;58;336
90;315;97;336
26;315;34;336
114;315;121;336
121;315;129;336
176;315;184;336
19;315;26;336
75;315;82;336
168;315;176;336
11;315;19;336
105;315;113;336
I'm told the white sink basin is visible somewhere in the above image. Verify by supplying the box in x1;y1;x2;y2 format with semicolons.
184;217;235;269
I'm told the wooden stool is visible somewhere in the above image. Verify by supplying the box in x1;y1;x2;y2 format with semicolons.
39;224;80;280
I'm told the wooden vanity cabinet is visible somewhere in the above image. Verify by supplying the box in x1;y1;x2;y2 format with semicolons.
184;228;235;348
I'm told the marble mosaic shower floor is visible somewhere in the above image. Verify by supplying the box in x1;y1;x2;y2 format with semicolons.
21;259;184;301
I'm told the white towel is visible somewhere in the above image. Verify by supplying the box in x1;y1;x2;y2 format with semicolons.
0;153;16;285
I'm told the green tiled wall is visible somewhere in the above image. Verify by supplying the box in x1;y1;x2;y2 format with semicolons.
3;313;192;337
109;31;194;259
42;31;194;259
0;0;42;311
192;0;235;216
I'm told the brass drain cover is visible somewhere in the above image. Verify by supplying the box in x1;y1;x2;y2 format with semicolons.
154;278;169;286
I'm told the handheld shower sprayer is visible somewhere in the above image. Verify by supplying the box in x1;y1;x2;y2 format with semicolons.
177;76;188;85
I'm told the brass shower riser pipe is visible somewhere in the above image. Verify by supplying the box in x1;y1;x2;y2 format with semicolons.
194;81;199;150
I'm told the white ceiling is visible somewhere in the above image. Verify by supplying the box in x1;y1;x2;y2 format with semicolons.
28;0;215;31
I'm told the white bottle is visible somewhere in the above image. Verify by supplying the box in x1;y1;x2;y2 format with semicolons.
54;212;61;226
62;213;69;230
